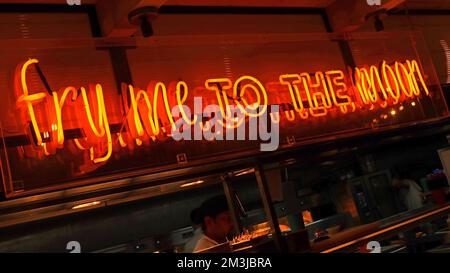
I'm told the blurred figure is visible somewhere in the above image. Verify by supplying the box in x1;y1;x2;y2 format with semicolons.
183;207;203;253
392;170;424;211
193;195;234;252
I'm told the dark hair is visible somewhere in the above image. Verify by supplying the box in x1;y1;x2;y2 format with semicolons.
190;207;202;225
198;195;229;231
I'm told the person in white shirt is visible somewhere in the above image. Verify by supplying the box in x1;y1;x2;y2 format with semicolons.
183;208;203;253
193;195;234;253
392;171;424;211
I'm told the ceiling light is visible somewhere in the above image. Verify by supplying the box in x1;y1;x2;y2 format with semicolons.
180;180;204;188
72;201;102;210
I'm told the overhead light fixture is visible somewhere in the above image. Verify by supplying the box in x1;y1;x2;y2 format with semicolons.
72;201;102;210
284;158;297;165
180;180;204;188
321;161;335;166
128;6;158;37
364;9;387;32
234;168;255;177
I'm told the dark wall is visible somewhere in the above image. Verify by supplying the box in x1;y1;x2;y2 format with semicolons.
372;134;448;180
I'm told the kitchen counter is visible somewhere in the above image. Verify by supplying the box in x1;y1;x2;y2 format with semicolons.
310;203;450;253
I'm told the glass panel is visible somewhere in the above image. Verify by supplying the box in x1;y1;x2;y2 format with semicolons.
150;14;327;36
357;15;450;84
0;13;93;39
0;41;119;195
0;31;447;197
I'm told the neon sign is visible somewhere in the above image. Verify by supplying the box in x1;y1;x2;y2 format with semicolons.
14;58;430;166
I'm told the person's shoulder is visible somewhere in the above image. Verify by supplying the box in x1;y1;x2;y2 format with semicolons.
193;235;208;252
194;228;203;236
195;234;209;244
193;235;218;253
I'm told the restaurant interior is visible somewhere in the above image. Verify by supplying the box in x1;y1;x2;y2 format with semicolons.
0;0;449;253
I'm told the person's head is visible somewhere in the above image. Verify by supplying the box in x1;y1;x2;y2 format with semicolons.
198;195;234;242
190;207;202;229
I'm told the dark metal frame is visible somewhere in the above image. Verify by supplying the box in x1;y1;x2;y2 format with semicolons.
0;4;102;37
221;175;243;236
158;5;325;15
389;9;450;16
254;163;289;252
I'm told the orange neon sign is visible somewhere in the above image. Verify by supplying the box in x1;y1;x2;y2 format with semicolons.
14;58;431;165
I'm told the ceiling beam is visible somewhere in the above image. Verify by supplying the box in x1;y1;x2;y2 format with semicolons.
326;0;406;32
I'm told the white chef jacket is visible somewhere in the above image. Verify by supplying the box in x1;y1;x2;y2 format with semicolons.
193;234;219;253
183;228;203;253
399;179;423;210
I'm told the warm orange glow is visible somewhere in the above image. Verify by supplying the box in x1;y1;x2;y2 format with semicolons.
175;81;197;125
72;201;102;210
135;138;143;146
408;60;430;96
279;74;305;113
123;82;175;141
117;133;127;148
51;86;78;146
320;205;450;253
280;70;354;119
79;84;112;163
352;60;429;109
207;75;269;130
15;59;47;146
180;180;205;188
299;72;328;117
233;75;268;118
270;112;280;124
13;58;434;165
205;78;233;119
41;143;50;156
